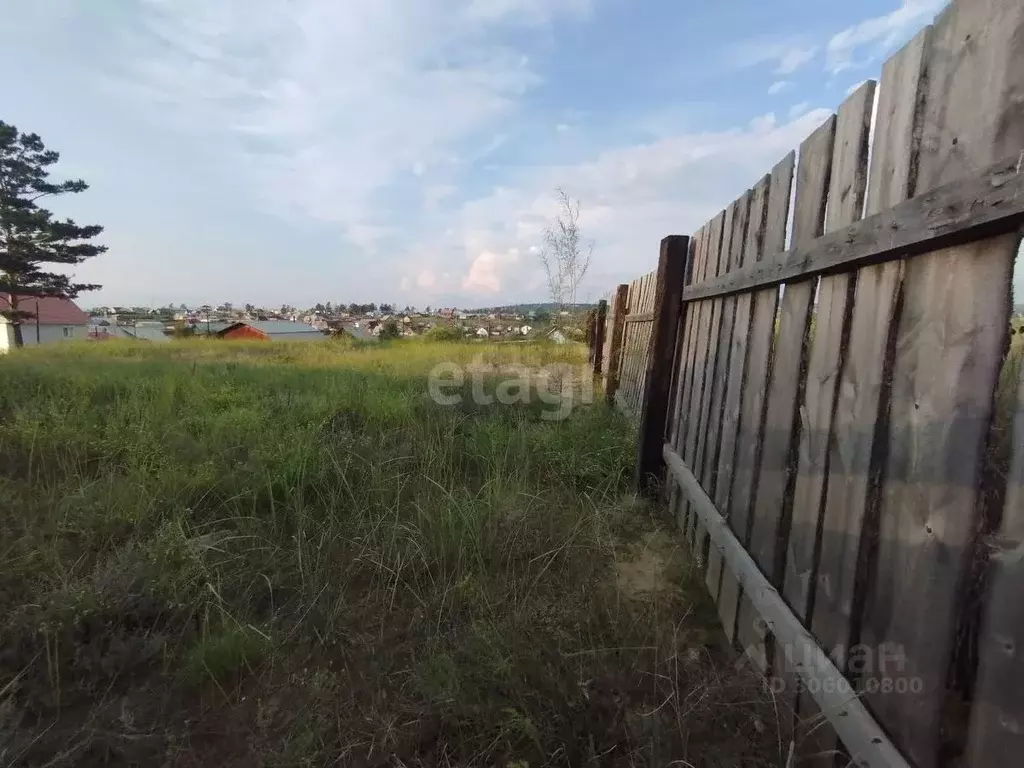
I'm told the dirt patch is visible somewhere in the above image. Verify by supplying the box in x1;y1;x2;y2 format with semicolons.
615;530;681;599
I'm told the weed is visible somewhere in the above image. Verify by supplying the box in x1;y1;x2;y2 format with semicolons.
0;339;777;766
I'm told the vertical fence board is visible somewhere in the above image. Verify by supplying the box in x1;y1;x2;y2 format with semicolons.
715;176;770;644
706;189;755;625
748;115;836;584
683;222;720;549
636;236;690;495
861;1;1024;764
688;213;727;565
746;114;835;742
731;153;795;669
784;82;876;622
592;299;608;374
784;82;876;767
670;228;707;531
811;27;930;671
968;365;1024;765
604;284;629;403
700;199;740;594
667;238;696;451
729;153;795;552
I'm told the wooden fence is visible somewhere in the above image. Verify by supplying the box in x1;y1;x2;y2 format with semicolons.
591;1;1024;766
602;271;657;422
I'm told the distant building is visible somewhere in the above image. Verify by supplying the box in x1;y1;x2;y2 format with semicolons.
217;320;327;342
1;294;90;351
89;317;133;340
88;318;170;343
342;324;376;342
123;324;171;343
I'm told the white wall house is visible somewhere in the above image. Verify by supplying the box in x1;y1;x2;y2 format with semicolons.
0;294;90;352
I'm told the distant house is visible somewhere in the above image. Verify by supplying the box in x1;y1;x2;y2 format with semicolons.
217;320;327;342
194;320;234;336
0;294;90;351
342;324;376;342
123;323;171;343
89;317;133;340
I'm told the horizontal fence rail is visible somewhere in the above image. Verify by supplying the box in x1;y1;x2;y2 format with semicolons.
680;153;1024;303
594;1;1024;765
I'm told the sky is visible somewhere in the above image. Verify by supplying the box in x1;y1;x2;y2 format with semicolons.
5;0;1016;310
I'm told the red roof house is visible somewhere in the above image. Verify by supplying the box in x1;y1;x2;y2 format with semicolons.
0;294;91;350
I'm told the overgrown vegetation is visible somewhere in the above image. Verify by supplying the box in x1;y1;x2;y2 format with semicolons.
0;339;778;767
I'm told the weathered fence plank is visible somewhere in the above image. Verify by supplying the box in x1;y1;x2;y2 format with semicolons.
682;227;713;541
730;153;794;670
603;284;628;404
682;218;721;549
667;238;696;445
703;197;748;599
783;81;876;767
687;212;727;563
784;82;876;622
861;1;1024;764
669;228;706;531
636;236;689;495
592;299;608;374
714;176;769;644
811;28;930;672
748;114;836;584
968;364;1024;765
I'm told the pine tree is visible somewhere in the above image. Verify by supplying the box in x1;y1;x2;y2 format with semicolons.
0;121;106;347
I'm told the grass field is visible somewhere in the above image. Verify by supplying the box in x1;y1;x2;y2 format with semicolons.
0;339;778;767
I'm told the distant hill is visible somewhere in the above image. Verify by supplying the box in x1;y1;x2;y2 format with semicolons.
467;302;598;314
1015;304;1024;316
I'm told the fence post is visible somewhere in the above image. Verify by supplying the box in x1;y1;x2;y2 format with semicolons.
592;299;608;375
635;235;689;496
604;284;629;404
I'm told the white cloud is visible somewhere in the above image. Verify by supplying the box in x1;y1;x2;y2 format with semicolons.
727;38;818;75
423;184;458;210
120;0;585;249
776;46;818;75
767;80;790;95
826;0;944;74
788;102;810;120
462;249;521;293
401;109;833;302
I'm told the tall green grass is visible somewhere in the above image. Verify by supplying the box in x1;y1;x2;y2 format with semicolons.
0;339;777;767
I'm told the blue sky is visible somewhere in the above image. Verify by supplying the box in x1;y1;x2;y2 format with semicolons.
9;0;1011;310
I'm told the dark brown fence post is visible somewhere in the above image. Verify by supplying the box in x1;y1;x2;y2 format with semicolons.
586;309;597;364
604;284;629;404
592;299;608;374
635;235;689;496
